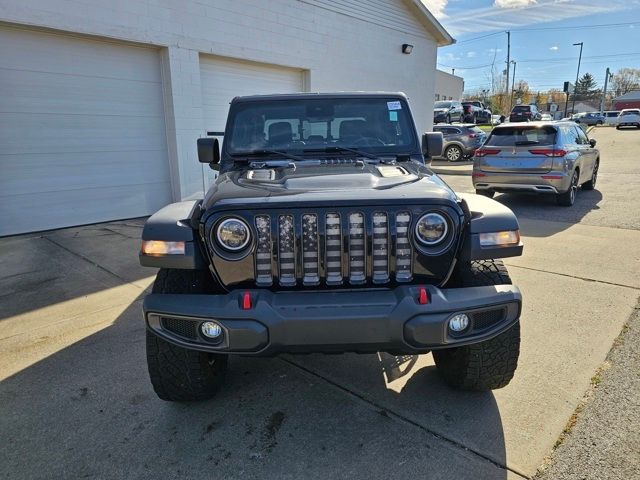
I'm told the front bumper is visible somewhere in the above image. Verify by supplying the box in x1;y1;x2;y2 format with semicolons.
143;285;521;355
473;170;571;194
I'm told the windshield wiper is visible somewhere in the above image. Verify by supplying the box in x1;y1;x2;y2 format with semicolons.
237;149;306;162
303;146;382;161
514;140;540;146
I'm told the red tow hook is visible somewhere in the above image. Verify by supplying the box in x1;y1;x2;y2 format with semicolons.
242;292;252;310
418;287;429;305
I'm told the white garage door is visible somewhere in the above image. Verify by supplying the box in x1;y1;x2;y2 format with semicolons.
200;55;304;134
0;27;172;236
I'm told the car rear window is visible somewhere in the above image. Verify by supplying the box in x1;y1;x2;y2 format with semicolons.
469;126;484;134
512;106;530;112
486;126;557;147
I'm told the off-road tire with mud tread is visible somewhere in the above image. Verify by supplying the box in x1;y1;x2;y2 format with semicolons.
146;269;228;402
434;260;520;391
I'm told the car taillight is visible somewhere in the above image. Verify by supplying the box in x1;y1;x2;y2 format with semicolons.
475;148;500;157
529;149;567;157
524;112;531;116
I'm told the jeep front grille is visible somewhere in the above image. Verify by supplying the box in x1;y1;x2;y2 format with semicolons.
252;211;414;287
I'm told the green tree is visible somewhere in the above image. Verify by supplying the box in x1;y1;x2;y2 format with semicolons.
575;73;600;100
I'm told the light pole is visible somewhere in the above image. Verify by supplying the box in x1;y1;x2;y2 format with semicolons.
600;68;613;115
571;42;584;114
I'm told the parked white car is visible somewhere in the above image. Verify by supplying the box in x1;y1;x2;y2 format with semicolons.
614;109;640;129
604;110;621;125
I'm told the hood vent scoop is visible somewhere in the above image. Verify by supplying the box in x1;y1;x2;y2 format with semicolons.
245;169;276;181
377;165;409;177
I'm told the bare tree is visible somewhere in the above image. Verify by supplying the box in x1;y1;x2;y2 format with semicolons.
611;68;640;96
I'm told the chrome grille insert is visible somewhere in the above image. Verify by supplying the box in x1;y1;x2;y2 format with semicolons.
395;212;412;282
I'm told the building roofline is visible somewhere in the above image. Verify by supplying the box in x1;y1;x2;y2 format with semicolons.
403;0;455;46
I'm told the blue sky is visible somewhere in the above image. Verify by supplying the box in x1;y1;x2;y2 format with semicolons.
422;0;640;94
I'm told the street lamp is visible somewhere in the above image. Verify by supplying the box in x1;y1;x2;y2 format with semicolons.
571;42;584;114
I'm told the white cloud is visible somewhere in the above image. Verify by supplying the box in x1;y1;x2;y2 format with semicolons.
442;0;632;35
420;0;448;18
549;46;559;51
494;0;537;8
467;51;477;58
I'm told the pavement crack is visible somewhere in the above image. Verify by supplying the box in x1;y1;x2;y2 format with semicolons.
42;236;143;289
505;264;639;291
280;357;530;479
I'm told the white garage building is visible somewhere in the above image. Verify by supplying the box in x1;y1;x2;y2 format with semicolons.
0;0;452;236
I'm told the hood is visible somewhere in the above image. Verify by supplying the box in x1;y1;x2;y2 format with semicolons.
202;161;457;212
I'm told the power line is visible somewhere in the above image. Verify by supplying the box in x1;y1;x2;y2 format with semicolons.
511;20;639;32
453;31;504;45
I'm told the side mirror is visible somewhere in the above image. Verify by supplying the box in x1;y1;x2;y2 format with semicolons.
197;137;220;170
589;138;597;148
422;132;444;161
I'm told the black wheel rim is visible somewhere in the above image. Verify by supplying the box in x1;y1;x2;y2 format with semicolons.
570;172;578;203
592;162;599;186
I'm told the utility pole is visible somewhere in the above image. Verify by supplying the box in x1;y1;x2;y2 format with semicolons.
452;68;455;75
571;42;584;114
505;31;511;113
600;67;613;114
510;60;517;110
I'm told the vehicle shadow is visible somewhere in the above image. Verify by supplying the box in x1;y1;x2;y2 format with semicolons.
494;189;603;237
0;218;150;321
0;294;508;479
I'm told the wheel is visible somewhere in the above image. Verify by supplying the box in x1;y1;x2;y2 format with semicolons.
582;160;599;190
475;189;495;198
444;145;463;162
556;170;579;206
616;125;621;130
146;269;228;402
434;260;520;390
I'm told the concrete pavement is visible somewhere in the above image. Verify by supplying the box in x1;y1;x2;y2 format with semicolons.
1;127;639;479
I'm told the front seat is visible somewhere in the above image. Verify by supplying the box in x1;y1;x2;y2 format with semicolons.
268;122;293;147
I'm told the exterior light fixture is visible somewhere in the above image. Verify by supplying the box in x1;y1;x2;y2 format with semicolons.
402;44;413;54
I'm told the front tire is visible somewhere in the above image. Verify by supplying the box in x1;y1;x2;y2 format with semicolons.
434;260;520;391
146;269;228;402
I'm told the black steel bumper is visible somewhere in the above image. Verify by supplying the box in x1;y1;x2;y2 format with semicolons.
143;285;521;355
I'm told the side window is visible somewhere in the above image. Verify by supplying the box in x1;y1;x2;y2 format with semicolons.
575;127;589;145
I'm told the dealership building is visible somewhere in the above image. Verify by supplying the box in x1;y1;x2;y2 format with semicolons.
0;0;452;235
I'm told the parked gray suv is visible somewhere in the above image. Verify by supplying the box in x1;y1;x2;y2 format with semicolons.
434;124;487;161
473;121;599;206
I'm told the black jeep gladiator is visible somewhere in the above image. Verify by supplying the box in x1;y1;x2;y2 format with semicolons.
139;92;523;402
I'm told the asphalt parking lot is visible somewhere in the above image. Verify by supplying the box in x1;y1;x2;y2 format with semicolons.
1;126;639;479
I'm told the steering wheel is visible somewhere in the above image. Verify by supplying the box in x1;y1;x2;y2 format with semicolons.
351;136;385;147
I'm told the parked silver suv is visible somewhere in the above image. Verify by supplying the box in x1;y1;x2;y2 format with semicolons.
433;124;487;161
473;121;600;206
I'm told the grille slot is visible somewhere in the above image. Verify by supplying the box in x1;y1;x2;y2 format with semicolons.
302;214;319;285
278;215;296;286
472;308;506;331
325;213;342;285
161;317;198;340
372;212;389;282
255;215;273;286
395;211;412;282
349;213;365;283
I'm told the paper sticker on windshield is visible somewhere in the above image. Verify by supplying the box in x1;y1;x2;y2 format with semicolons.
389;111;398;121
387;101;402;110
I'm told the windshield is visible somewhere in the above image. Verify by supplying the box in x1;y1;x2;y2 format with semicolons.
226;97;417;156
434;101;452;108
486;126;556;146
621;110;640;116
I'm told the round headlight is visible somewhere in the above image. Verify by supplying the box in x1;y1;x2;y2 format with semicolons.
415;213;448;246
216;218;251;251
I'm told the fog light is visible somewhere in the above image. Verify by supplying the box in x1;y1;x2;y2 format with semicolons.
449;313;470;333
201;321;223;339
